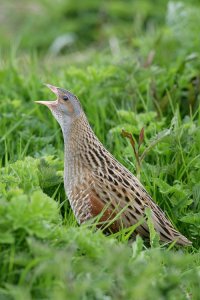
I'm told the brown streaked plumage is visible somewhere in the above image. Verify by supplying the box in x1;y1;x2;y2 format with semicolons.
36;84;192;246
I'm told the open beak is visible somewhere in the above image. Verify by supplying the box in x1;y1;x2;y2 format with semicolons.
35;84;59;108
45;84;59;95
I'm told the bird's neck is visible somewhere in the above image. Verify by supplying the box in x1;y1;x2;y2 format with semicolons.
62;113;96;188
62;112;91;146
62;113;95;167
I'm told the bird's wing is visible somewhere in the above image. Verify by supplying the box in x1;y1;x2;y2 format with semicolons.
68;169;121;232
90;155;191;245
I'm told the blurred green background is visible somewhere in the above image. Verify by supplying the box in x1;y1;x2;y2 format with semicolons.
1;0;199;60
2;0;171;54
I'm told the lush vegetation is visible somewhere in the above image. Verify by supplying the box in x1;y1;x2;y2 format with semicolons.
0;0;200;299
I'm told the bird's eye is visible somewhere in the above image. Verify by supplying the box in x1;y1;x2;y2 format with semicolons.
63;95;69;101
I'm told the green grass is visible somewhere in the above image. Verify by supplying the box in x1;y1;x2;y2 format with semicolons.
0;0;200;299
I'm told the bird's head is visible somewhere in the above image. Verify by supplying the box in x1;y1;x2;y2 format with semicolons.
36;84;82;129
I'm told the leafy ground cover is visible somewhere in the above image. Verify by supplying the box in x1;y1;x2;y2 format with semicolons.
0;0;200;299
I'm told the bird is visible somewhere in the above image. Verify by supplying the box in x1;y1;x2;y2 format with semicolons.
36;84;192;246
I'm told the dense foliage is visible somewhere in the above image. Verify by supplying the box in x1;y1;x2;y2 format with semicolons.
0;0;200;299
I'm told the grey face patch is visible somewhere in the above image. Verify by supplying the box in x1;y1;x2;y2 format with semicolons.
59;102;72;115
